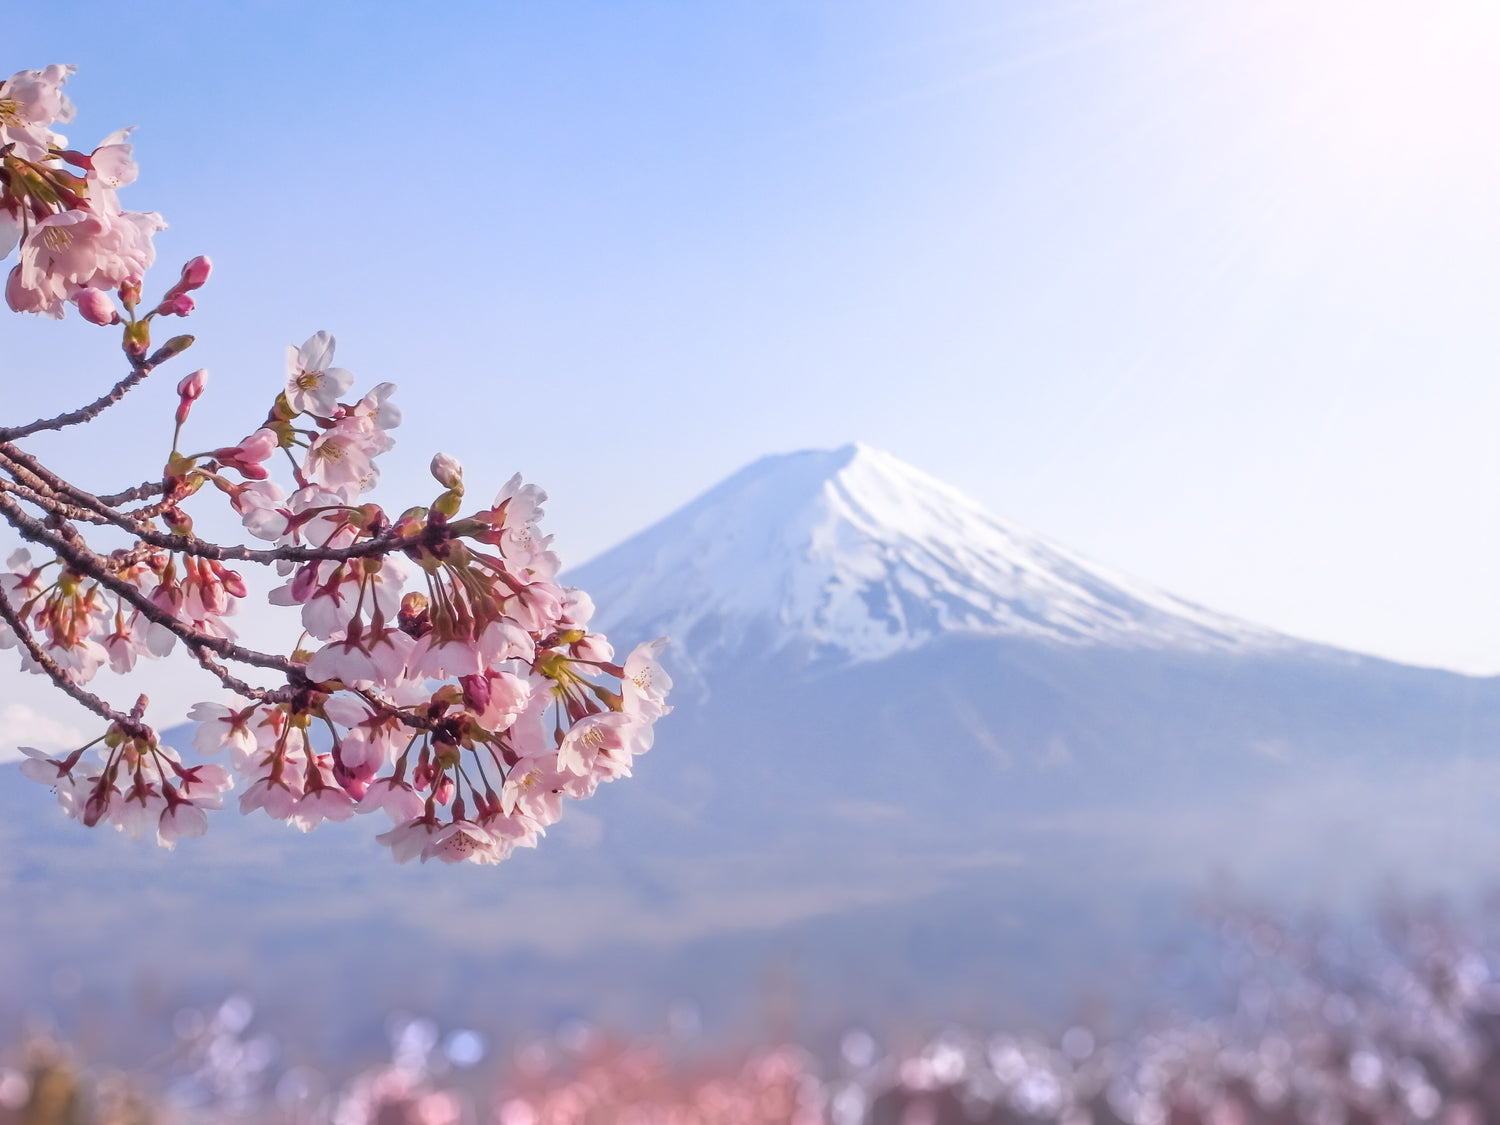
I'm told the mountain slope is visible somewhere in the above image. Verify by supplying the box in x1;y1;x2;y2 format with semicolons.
571;443;1291;673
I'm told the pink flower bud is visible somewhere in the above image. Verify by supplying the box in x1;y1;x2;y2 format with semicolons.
213;429;277;480
155;292;195;317
460;673;491;714
216;567;247;599
175;369;209;427
178;256;212;291
73;288;122;326
430;453;464;490
177;369;209;401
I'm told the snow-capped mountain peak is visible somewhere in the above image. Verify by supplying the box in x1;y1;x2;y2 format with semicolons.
568;443;1286;668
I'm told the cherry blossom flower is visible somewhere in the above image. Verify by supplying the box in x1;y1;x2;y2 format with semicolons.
359;777;427;823
622;638;674;720
421;815;504;865
188;701;261;764
7;203;166;318
500;753;569;826
0;64;76;162
284;331;354;417
376;815;440;863
556;712;649;782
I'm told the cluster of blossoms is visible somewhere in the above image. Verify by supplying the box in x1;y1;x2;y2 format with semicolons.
0;64;669;863
1;64;168;321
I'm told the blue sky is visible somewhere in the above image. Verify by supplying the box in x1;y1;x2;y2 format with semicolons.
4;0;1499;704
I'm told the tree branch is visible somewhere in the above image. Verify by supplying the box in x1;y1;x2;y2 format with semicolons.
0;491;304;679
0;477;116;525
0;357;157;442
97;479;165;506
1;441;400;566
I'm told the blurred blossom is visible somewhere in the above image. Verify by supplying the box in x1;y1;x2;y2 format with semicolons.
1061;1027;1095;1061
445;1030;487;1069
0;1070;29;1110
390;1016;441;1076
217;994;254;1035
840;1031;876;1071
19;898;1500;1125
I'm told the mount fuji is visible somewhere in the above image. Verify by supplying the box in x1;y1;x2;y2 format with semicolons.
574;442;1285;673
571;444;1498;809
5;444;1500;1051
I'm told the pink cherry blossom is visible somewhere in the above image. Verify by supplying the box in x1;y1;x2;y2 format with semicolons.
7;206;166;318
239;762;304;820
556;712;648;782
88;127;139;191
0;64;77;161
305;418;382;494
188;701;260;763
421;817;504;865
376;815;440;864
158;802;208;846
285;331;354;417
500;753;569;826
622;638;674;720
359;777;427;823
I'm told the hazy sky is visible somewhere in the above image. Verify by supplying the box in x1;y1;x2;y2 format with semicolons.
3;0;1498;746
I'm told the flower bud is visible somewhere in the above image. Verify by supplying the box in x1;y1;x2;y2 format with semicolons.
148;334;195;366
155;292;195;317
398;592;432;639
177;369;209;401
213;427;277;478
83;790;109;828
124;319;150;359
460;673;491;715
217;567;247;599
74;288;121;326
175;369;209;428
178;255;212;291
430;453;464;491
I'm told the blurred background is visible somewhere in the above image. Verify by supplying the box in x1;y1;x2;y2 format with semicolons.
4;1;1500;1121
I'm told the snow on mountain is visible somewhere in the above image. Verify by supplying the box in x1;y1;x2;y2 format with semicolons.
569;443;1292;669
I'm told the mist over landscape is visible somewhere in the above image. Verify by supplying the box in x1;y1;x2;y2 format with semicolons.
6;445;1500;1062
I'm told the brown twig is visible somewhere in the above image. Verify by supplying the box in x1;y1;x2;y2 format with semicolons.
0;477;116;524
97;479;165;506
2;441;400;566
0;358;156;442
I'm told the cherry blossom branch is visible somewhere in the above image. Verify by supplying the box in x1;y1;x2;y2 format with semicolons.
2;441;398;565
0;476;114;525
0;491;303;679
0;583;152;739
97;479;165;506
1;62;672;861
